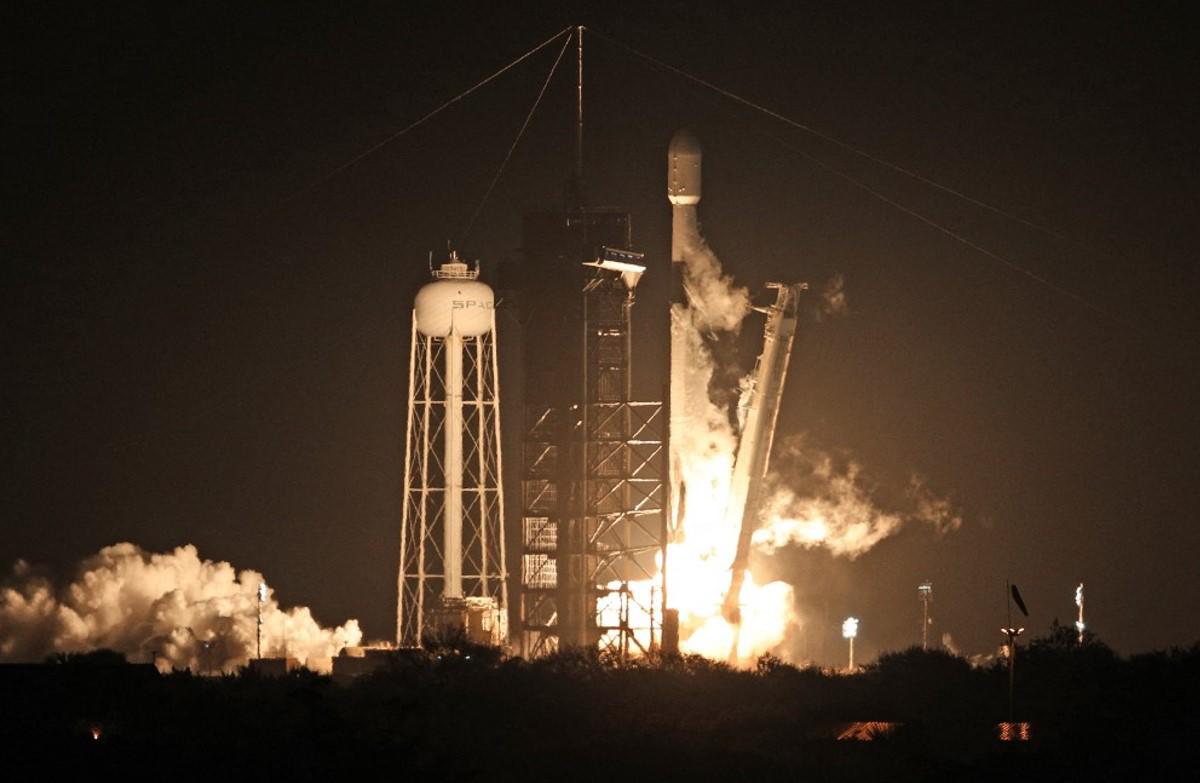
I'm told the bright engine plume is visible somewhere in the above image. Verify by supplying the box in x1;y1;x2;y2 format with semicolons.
656;130;960;666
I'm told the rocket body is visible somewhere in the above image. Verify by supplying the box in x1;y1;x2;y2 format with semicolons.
668;130;701;538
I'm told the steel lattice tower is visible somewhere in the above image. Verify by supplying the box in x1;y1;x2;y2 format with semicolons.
398;256;507;647
510;209;667;659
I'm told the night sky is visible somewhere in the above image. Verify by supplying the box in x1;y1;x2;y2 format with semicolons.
5;1;1197;663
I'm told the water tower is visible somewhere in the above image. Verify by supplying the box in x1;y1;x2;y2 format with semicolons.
398;253;507;647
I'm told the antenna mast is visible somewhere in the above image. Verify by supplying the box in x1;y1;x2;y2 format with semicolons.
575;25;584;181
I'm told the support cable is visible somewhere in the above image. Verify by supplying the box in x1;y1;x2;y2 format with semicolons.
93;27;577;463
576;25;584;181
591;29;1080;246
279;26;573;207
767;129;1128;324
461;30;573;243
592;29;1133;328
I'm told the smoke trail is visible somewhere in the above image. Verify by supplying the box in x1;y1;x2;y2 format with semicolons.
665;222;804;663
679;236;751;332
819;274;847;318
752;439;961;558
671;311;739;522
666;217;959;665
670;230;752;554
0;543;361;673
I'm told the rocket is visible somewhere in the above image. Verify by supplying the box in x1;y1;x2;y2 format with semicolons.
667;130;701;541
667;129;805;644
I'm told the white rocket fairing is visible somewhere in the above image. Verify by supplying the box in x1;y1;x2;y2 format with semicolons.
669;129;702;255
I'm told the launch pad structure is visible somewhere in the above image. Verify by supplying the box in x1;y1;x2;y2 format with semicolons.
396;29;803;658
505;28;668;658
399;134;805;659
398;28;671;657
507;210;668;659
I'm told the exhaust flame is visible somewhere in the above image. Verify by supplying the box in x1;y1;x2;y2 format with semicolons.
653;198;962;667
0;543;361;673
653;143;962;666
660;231;798;664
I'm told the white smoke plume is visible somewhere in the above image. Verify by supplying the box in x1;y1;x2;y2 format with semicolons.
661;219;809;663
939;633;994;667
669;230;752;550
671;311;740;514
820;273;848;318
680;236;751;332
0;543;361;673
752;440;961;559
664;211;958;665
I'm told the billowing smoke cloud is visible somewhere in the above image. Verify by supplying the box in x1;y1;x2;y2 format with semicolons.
820;274;848;318
0;543;361;673
942;632;998;667
752;438;961;558
663;219;800;663
679;236;751;332
665;210;959;665
670;232;751;551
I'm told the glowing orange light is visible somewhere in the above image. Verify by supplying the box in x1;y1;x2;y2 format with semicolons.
997;721;1031;741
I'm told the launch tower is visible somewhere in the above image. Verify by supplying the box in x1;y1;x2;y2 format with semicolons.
505;209;668;658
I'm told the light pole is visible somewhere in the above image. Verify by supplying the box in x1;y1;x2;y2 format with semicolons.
1001;626;1024;722
842;617;859;672
918;582;933;650
1074;583;1085;645
185;626;214;675
257;581;268;659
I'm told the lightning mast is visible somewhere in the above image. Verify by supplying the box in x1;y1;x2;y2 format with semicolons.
512;33;666;659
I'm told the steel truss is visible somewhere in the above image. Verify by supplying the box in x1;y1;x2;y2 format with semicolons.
398;313;507;646
519;267;666;659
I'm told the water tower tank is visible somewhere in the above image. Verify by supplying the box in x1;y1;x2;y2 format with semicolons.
415;259;494;337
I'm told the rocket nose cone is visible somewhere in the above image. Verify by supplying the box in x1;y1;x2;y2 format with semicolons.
669;128;701;158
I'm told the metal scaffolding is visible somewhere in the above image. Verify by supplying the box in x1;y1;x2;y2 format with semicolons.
518;250;666;659
398;306;507;647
